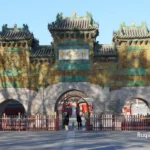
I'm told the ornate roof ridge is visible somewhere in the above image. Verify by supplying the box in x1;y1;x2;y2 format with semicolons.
48;12;99;30
64;16;91;20
100;44;114;47
55;12;95;20
94;43;117;56
0;24;34;40
38;45;52;48
119;22;148;28
2;24;30;32
113;22;150;39
31;45;54;57
3;29;30;33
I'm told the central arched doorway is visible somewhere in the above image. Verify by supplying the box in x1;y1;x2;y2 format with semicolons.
55;89;93;129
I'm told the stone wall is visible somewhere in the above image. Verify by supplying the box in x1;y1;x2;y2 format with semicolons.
0;84;150;115
109;87;150;113
32;82;110;114
0;88;37;115
0;83;110;114
110;87;150;104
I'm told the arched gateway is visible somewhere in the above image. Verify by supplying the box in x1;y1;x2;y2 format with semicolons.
122;97;150;115
0;99;25;116
0;12;150;115
55;90;91;116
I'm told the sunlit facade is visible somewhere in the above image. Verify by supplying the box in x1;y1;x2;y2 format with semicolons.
0;12;150;115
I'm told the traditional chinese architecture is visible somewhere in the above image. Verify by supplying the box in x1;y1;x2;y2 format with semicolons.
0;12;150;116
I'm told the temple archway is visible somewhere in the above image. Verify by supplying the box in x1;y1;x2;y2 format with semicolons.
55;89;93;129
122;98;150;115
55;89;93;116
0;99;26;116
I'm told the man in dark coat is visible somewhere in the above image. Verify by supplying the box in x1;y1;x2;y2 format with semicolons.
64;113;69;130
77;114;82;130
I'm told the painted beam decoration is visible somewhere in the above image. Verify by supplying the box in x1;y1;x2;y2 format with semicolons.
59;49;89;60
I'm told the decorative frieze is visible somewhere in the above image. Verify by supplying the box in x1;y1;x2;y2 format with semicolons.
94;57;117;62
30;58;55;64
0;41;27;48
54;31;95;40
111;75;150;81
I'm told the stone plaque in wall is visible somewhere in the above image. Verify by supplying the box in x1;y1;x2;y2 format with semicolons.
59;49;89;60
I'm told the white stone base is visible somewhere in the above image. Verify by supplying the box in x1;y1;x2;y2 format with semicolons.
0;85;150;115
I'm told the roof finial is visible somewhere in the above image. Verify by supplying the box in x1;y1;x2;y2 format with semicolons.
72;12;76;16
14;24;17;28
132;21;135;26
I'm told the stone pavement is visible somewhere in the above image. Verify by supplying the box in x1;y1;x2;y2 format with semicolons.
74;131;150;150
0;130;149;150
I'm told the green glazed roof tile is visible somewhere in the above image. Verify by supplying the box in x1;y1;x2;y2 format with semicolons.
94;44;117;56
31;45;54;57
48;12;99;31
113;22;150;39
0;24;34;40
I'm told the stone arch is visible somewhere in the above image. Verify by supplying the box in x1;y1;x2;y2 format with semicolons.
40;83;110;114
0;88;37;115
125;97;150;108
109;87;150;113
54;89;90;114
110;87;150;104
54;89;88;112
0;99;26;116
122;97;150;115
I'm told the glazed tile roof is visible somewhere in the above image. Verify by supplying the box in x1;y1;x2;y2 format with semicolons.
48;12;99;31
0;31;34;40
31;46;54;57
113;22;150;39
0;24;34;40
94;44;117;56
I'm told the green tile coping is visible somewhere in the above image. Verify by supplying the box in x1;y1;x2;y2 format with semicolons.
61;76;88;82
3;69;19;77
56;64;91;71
107;81;148;87
58;45;89;49
58;60;90;64
6;48;30;52
116;68;147;75
126;81;148;86
128;46;142;52
2;81;20;88
6;48;21;52
56;60;91;71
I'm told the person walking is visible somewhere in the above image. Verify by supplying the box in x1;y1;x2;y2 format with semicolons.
77;114;82;130
64;112;69;130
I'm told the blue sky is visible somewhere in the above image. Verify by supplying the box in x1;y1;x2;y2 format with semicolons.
1;0;150;45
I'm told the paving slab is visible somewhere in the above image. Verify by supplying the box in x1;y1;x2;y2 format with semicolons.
75;131;150;150
0;130;149;150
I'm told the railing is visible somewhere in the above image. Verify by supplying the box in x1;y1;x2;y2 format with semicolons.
1;114;59;131
1;113;150;131
86;114;150;131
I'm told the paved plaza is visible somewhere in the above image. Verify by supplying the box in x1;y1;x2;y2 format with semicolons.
0;130;149;150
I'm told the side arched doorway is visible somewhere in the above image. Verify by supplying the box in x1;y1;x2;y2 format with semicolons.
0;99;26;116
55;90;93;129
122;98;150;115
